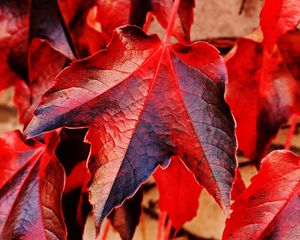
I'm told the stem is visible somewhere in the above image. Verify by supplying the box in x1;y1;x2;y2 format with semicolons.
101;220;110;240
143;12;153;33
284;114;298;150
163;0;181;43
163;219;173;240
140;210;146;240
157;211;167;240
238;0;247;15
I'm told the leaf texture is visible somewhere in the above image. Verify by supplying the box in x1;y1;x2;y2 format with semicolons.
0;0;75;91
260;0;300;50
225;31;300;165
0;131;67;240
25;25;237;230
223;150;300;240
14;39;67;126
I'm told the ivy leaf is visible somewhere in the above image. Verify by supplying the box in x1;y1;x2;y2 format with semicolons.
58;0;107;57
0;131;66;240
223;150;300;239
260;0;300;51
0;0;75;90
154;157;203;232
14;39;67;127
225;31;300;165
25;25;237;231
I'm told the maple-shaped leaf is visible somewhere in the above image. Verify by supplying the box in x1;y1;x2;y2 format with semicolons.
225;31;300;166
14;39;67;127
0;131;66;240
25;25;237;230
96;0;195;42
260;0;300;51
108;189;143;240
0;0;75;91
223;150;300;239
153;157;203;232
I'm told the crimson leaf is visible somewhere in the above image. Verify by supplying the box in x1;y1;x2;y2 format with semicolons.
14;39;67;126
260;0;300;50
0;0;75;90
0;131;66;240
25;25;237;231
154;156;203;232
225;31;300;165
223;150;300;239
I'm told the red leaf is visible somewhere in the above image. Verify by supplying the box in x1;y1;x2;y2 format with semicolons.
260;0;300;51
277;31;300;114
0;0;75;91
0;0;29;90
25;26;237;230
30;0;76;60
223;150;300;239
108;189;143;240
154;157;203;232
97;0;133;36
14;39;67;126
231;169;246;201
225;32;300;165
64;161;90;193
59;0;107;57
0;131;67;239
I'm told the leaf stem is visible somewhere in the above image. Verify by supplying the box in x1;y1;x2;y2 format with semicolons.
143;12;153;33
284;114;298;150
163;218;173;240
101;220;110;240
164;0;181;43
157;211;167;240
238;0;247;15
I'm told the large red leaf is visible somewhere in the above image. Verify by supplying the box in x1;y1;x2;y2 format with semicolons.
14;39;67;126
260;0;300;51
223;150;300;239
25;25;237;230
154;157;203;232
0;0;75;90
225;31;300;165
0;131;66;239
